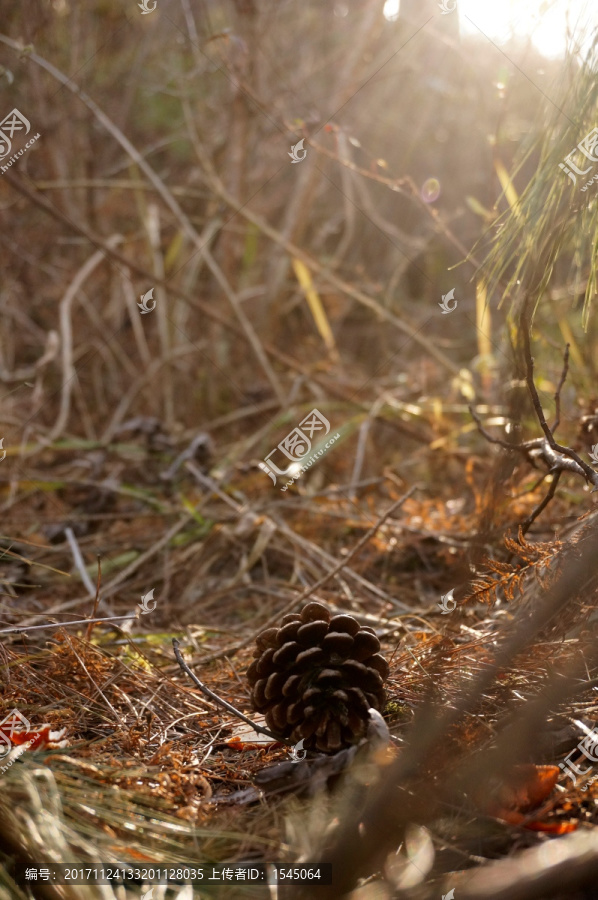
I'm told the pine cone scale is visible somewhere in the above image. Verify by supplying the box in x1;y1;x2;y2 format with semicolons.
352;631;381;659
256;648;276;674
322;632;354;655
264;671;286;700
256;628;278;651
297;620;329;645
295;647;326;668
329;614;361;635
282;674;302;698
278;621;301;643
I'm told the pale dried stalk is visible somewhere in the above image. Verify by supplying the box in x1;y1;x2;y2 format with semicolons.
44;234;123;445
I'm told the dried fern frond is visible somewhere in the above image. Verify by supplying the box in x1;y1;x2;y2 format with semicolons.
462;529;563;607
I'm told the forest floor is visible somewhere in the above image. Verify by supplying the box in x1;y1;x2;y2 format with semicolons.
2;391;598;899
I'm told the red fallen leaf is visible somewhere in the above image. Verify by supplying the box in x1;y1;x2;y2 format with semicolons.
0;725;68;751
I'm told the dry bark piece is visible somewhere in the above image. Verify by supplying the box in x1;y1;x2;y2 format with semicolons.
254;708;391;797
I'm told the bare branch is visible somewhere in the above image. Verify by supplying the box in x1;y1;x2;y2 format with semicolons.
552;342;570;433
172;638;284;743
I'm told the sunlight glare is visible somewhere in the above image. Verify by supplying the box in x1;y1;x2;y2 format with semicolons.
383;0;596;58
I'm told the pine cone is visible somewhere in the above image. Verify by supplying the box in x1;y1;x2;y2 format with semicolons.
246;601;389;753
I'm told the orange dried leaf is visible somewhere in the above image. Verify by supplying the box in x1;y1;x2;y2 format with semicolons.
226;736;281;752
525;820;578;834
495;810;577;833
225;724;280;752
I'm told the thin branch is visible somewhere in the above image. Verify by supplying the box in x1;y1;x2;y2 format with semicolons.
204;166;463;376
522;324;598;486
520;469;561;536
194;486;418;666
551;342;570;433
145;203;175;430
469;404;515;450
0;35;198;246
181;462;406;609
347;417;371;501
201;247;286;405
0;615;136;636
1;171;354;409
172;638;284;743
100;345;196;444
0;36;288;410
0;329;59;383
86;554;104;641
63;527;96;598
23;511;199;624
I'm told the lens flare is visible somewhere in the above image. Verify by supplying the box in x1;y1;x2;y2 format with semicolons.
421;177;441;203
